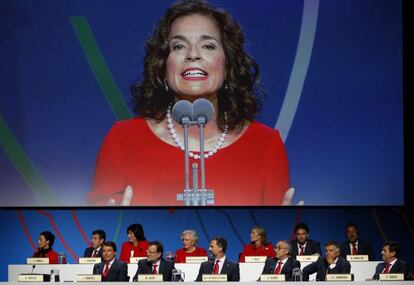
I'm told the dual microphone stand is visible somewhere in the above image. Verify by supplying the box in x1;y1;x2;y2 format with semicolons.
172;99;215;206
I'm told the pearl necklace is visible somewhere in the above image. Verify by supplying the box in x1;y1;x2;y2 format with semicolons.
166;107;228;159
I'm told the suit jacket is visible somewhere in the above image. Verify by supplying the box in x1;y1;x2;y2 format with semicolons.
261;257;301;281
290;239;321;259
340;239;375;260
373;259;410;280
196;258;240;281
302;256;351;281
93;259;128;282
84;247;103;258
133;258;175;281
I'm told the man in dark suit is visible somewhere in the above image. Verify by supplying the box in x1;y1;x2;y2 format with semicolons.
261;240;301;281
84;229;106;258
340;223;375;260
93;241;128;282
290;223;321;259
302;241;351;281
133;241;175;281
196;237;240;281
373;241;410;280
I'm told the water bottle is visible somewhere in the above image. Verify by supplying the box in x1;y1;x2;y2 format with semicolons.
292;268;302;281
172;269;185;282
58;252;67;264
164;251;174;263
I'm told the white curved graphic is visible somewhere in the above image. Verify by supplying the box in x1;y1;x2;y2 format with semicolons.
275;0;320;142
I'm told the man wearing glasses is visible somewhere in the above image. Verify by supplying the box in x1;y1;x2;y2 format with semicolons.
261;240;301;281
133;241;175;281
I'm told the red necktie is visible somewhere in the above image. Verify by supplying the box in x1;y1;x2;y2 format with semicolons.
299;246;305;255
152;264;158;274
102;262;110;278
352;244;358;255
274;261;283;274
92;249;98;257
213;260;220;274
383;263;391;273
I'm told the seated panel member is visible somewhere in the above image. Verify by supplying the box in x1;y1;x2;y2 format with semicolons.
93;241;128;281
133;241;175;281
32;231;60;264
340;223;375;260
302;241;350;281
119;223;149;262
261;240;300;281
239;226;275;262
175;229;208;263
290;223;321;259
373;241;410;280
84;229;106;258
196;237;240;282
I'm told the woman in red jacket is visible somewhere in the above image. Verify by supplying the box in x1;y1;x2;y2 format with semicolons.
119;223;149;262
239;226;275;262
32;231;60;264
175;229;208;263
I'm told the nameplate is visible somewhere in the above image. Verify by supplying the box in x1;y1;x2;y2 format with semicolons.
78;257;101;264
296;255;319;262
18;274;44;282
326;274;353;281
202;274;228;282
186;256;209;263
379;273;404;281
138;274;163;282
130;257;146;264
26;258;49;264
260;274;285;282
245;256;267;263
76;274;102;282
346;255;368;261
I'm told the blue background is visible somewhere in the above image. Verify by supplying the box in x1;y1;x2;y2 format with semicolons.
0;207;413;281
0;0;404;206
0;0;411;281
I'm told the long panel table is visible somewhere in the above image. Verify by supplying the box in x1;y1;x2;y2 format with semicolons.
9;261;382;282
0;281;414;285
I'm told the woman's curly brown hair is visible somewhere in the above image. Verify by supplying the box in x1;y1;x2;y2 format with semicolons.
131;0;262;132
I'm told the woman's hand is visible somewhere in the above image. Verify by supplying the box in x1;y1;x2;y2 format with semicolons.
282;187;304;206
107;185;134;206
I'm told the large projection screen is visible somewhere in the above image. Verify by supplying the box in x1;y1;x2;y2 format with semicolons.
0;0;403;206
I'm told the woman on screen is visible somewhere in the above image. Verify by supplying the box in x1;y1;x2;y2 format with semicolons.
119;223;149;262
32;231;60;264
88;0;292;206
175;229;208;263
239;226;275;262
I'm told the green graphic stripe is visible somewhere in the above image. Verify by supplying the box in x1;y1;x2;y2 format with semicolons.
0;114;57;204
70;16;132;120
112;209;124;242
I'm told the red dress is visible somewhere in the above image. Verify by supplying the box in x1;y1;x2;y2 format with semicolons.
239;242;276;262
32;249;60;264
119;240;149;263
88;118;289;206
174;247;208;263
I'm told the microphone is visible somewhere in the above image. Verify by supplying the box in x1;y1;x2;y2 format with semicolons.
192;98;214;198
172;100;193;200
172;100;193;125
192;98;214;124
